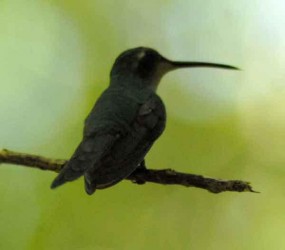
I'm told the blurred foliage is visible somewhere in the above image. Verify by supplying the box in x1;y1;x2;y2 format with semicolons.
0;0;285;249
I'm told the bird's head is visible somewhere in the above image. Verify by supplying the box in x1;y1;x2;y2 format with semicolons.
110;47;239;91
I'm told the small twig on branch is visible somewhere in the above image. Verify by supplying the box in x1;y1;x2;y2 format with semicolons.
0;149;257;194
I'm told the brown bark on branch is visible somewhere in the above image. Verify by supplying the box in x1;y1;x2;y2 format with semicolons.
0;149;257;194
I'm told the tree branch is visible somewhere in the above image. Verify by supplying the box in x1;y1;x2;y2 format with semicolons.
0;149;257;194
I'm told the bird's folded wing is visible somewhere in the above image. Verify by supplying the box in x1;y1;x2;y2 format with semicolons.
84;95;166;191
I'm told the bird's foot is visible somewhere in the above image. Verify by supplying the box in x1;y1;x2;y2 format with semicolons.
131;160;147;185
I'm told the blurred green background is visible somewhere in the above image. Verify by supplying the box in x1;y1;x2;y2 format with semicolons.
1;0;285;249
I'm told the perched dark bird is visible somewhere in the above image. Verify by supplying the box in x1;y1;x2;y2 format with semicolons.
51;47;238;195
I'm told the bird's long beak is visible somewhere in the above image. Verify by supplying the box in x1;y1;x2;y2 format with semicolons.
162;58;240;73
153;57;239;89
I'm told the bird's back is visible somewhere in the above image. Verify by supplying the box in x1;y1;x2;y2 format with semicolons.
84;86;146;136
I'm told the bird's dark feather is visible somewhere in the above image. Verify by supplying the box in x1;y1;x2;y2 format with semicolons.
51;86;166;194
85;93;166;193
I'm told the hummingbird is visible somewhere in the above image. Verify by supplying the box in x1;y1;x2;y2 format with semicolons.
51;47;238;195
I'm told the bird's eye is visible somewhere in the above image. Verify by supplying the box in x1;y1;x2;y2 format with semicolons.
137;53;159;77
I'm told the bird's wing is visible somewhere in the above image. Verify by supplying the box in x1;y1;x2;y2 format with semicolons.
51;89;126;190
51;91;165;194
84;94;166;193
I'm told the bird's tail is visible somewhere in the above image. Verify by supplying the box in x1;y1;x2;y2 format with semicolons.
51;153;85;189
51;134;116;190
50;142;92;189
50;163;82;189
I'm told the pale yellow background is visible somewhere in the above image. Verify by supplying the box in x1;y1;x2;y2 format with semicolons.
0;1;284;249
